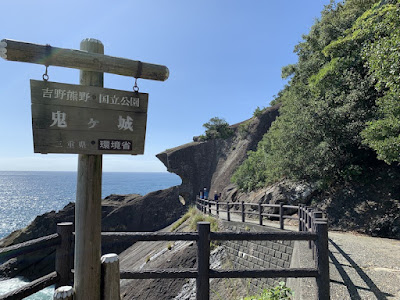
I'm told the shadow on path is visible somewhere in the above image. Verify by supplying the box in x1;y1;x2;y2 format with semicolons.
329;238;392;300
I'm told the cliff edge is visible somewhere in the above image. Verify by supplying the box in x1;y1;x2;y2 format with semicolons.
156;104;281;203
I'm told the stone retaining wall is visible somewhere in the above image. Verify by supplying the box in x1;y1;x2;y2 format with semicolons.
219;220;294;295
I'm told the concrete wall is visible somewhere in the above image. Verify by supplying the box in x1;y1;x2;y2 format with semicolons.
219;220;294;295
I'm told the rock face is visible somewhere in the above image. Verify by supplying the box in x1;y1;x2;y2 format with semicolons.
157;103;400;239
0;186;185;280
156;104;280;203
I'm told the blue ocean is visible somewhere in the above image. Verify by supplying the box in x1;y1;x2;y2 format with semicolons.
0;171;181;299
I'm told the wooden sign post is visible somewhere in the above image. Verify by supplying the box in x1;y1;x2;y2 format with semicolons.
0;38;169;300
74;38;103;300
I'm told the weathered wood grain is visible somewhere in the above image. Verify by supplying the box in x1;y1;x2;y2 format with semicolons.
0;233;60;262
30;79;148;155
1;39;169;81
101;254;121;300
0;272;59;300
53;286;74;300
31;80;148;112
74;38;103;300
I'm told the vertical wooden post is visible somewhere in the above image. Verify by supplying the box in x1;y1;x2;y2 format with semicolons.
227;202;230;221
74;38;104;300
300;205;305;231
315;220;330;300
241;201;245;222
55;222;73;288
258;203;263;226
312;211;323;258
216;201;219;216
197;222;210;300
279;202;284;230
307;208;313;248
298;205;302;232
54;286;74;300
101;254;121;300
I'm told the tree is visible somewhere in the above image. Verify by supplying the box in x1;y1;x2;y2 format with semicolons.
198;117;233;141
233;0;387;191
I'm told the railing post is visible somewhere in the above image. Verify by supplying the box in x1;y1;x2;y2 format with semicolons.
298;205;302;232
197;222;210;300
315;220;330;300
241;201;245;222
54;286;74;300
279;202;284;230
307;208;313;248
216;201;219;216
55;222;74;288
101;254;120;300
208;200;211;214
227;202;230;221
312;211;323;259
258;203;263;226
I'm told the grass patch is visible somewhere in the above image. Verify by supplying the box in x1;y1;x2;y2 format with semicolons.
170;206;197;232
242;282;293;300
170;206;220;249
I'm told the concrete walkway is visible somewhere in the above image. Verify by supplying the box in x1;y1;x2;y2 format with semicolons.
206;208;400;299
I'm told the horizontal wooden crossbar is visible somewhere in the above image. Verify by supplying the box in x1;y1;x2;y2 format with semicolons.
120;268;319;280
210;231;317;241
0;233;60;262
0;271;59;300
121;269;197;279
101;232;198;242
0;39;169;81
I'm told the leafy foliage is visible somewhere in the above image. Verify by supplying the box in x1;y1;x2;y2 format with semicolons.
242;282;293;300
233;0;400;191
198;117;234;141
253;106;266;117
238;120;252;139
359;1;400;163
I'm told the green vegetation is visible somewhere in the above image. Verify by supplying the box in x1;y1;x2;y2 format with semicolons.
233;0;400;191
242;282;293;300
170;206;196;232
171;206;219;248
198;117;234;141
253;106;266;117
238;120;252;139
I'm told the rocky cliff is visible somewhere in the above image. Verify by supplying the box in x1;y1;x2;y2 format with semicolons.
0;186;185;280
157;103;399;239
156;104;281;203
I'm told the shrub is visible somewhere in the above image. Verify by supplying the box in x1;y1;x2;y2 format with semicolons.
238;120;251;139
253;106;265;117
199;117;233;141
242;282;293;300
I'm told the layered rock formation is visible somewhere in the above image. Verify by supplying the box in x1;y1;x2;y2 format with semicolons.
156;104;280;203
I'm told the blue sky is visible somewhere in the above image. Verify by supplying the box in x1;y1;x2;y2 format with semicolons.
0;0;331;172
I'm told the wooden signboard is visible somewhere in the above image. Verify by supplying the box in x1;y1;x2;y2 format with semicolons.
30;80;148;155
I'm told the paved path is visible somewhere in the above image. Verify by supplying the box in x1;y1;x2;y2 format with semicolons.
207;208;400;299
